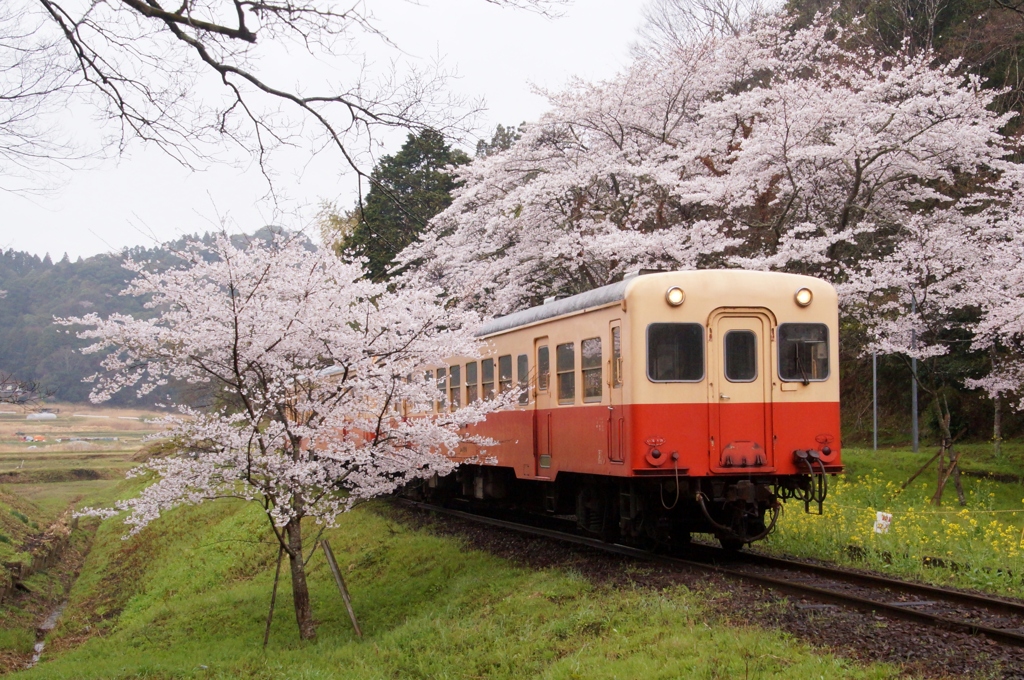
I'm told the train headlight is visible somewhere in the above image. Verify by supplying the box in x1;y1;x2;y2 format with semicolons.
666;286;685;307
795;287;813;307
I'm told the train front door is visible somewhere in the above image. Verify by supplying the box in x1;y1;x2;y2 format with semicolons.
708;310;774;471
533;337;552;476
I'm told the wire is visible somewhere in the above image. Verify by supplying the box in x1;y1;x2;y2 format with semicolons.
660;457;681;510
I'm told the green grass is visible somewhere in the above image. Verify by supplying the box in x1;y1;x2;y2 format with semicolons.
0;489;43;566
15;495;903;679
4;421;1015;678
0;628;35;656
0;447;139;522
7;480;126;517
0;449;135;465
0;443;141;668
764;447;1024;595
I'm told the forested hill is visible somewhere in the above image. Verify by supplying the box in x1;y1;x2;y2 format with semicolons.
0;228;287;405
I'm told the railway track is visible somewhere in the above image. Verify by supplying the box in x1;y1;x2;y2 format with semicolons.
397;498;1024;648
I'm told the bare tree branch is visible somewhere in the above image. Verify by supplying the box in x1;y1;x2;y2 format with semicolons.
1;0;565;193
991;0;1024;15
0;371;48;406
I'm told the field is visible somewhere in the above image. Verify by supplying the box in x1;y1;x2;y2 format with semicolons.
0;404;162;520
763;443;1024;596
1;405;1023;678
0;404;164;672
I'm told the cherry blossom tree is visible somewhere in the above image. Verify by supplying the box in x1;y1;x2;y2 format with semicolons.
962;165;1024;412
397;7;1024;495
400;13;1012;315
839;157;1024;501
840;207;991;503
61;234;505;640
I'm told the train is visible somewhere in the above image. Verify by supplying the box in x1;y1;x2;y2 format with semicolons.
418;269;841;551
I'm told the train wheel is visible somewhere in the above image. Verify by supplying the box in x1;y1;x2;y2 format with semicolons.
718;536;745;552
665;529;692;556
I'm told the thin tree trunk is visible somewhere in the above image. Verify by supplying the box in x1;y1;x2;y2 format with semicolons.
934;446;967;507
286;518;317;640
933;443;947;506
994;393;1003;460
264;545;284;648
991;346;1003;461
932;401;953;506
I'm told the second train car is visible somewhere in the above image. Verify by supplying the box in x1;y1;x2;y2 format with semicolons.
422;269;842;550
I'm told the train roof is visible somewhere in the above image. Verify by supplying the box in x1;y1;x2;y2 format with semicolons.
476;278;631;337
474;269;832;338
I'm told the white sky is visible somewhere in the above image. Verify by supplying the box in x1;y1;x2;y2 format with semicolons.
0;0;646;260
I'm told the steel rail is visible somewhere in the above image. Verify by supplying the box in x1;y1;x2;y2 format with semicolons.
731;550;1024;619
396;499;1024;648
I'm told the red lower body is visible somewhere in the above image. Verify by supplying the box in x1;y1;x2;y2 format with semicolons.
462;401;841;479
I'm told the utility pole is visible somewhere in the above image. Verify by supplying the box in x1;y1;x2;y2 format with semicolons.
911;295;919;453
873;350;878;451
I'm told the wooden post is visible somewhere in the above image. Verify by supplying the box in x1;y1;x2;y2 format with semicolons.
321;540;362;638
263;545;284;649
899;448;943;492
933;444;966;506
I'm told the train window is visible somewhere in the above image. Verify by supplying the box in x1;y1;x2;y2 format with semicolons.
517;354;529;405
466;361;478;402
724;331;757;382
498;355;513;393
538;346;550;391
449;364;461;411
556;342;575;404
778;323;829;382
582;337;602;402
482;359;495;399
647;323;704;382
611;326;622;388
436;367;447;411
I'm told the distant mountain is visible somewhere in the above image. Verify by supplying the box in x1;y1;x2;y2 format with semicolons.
0;227;300;405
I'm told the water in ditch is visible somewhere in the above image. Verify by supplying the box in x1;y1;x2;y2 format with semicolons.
26;599;68;668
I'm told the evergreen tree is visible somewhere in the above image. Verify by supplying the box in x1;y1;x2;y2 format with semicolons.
338;130;470;281
476;123;523;158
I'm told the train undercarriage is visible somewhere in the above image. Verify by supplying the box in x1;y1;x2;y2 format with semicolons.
416;464;827;551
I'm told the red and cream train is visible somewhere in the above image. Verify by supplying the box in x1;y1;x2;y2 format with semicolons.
421;269;842;550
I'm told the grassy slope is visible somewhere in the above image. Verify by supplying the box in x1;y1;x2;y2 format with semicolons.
19;495;900;680
0;408;232;670
10;431;1020;678
0;489;48;658
0;489;41;565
